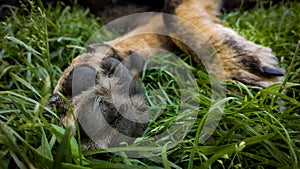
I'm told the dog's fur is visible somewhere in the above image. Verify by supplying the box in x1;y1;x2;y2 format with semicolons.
50;0;285;150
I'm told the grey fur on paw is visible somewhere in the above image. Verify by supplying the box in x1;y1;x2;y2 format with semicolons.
74;57;148;149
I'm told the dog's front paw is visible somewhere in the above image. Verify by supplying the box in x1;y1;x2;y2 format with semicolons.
219;36;285;88
50;44;148;150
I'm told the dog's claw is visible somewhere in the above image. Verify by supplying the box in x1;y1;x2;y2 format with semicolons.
262;66;285;76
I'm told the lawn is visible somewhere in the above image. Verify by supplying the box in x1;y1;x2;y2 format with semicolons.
0;0;299;168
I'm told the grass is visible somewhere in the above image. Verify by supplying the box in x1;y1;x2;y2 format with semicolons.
0;0;299;168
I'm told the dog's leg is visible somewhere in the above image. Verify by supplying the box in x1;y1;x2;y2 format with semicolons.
164;0;285;87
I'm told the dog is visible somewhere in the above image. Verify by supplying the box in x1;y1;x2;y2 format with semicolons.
49;0;285;150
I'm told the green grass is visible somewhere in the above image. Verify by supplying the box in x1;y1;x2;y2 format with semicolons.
0;0;299;168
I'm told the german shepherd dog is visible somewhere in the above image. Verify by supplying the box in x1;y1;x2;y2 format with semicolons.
49;0;285;150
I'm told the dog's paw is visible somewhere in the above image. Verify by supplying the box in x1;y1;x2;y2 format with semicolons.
50;44;148;150
219;35;285;88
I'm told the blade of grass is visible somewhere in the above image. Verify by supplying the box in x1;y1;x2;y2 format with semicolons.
5;36;41;56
